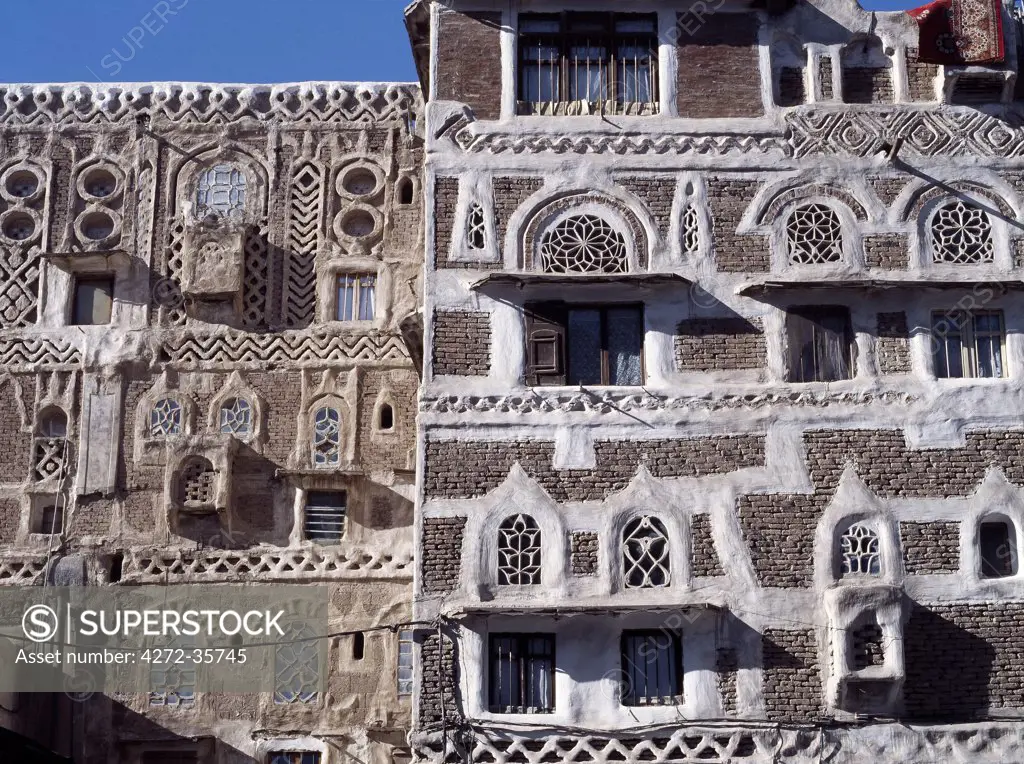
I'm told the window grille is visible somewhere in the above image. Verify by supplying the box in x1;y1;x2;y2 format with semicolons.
622;516;670;588
620;630;682;705
312;407;341;467
787;203;843;264
932;310;1005;379
149;636;196;708
931;200;994;264
179;458;216;509
336;273;376;321
497;514;542;585
219;397;252;436
540;215;627;274
682;204;700;256
304;491;346;542
467;203;486;249
397;629;414;695
488;633;555;713
151;399;182;437
840;522;881;575
196;164;247;218
786;306;855;383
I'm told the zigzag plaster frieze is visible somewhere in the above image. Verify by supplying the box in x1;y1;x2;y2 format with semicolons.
162;331;411;367
0;83;420;126
0;335;82;368
0;555;46;586
451;128;789;156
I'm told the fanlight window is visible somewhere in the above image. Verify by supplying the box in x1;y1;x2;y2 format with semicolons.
622;516;670;588
540;214;627;274
219;397;252;436
497;514;542;585
312;406;341;468
150;398;182;437
931;200;994;264
787;203;843;264
840;522;881;576
467;203;486;249
196;163;247;218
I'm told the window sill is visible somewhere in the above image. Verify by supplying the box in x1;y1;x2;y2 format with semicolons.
622;697;684;708
488;707;555;714
517;101;658;117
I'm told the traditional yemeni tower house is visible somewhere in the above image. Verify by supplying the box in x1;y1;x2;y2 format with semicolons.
0;82;423;762
409;0;1024;759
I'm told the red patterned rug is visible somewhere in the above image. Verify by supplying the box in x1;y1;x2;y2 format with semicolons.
909;0;1004;64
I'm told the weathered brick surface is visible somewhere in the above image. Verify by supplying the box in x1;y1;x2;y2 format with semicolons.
618;177;674;234
676;14;763;118
493;176;543;244
425;436;765;501
0;496;20;543
901;522;960;573
842;67;893;104
819;58;834;99
739;493;822;588
691;513;723;577
905;603;1024;718
762;629;820;720
422;516;466;593
570;531;598;576
877;312;911;375
851;622;885;670
867;176;909;208
864;234;908;269
706;179;768;272
432;310;491;376
777;67;806;107
69;496;114;537
952;75;1006;105
717;647;738;714
433;176;459;268
675;318;765;372
0;378;31;483
435;10;502;120
420;631;460;724
906;49;939;101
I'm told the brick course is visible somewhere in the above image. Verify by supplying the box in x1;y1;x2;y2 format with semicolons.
493;176;544;245
425;436;766;501
762;629;821;721
422;516;466;593
420;631;460;724
675;318;765;372
435;10;503;120
906;49;939;101
675;14;763;118
618;177;675;234
901;522;960;573
877;312;911;375
717;647;739;714
432;310;491;376
819;58;834;100
570;531;598;576
706;179;768;272
0;496;20;543
864;234;909;269
867;176;909;208
842;67;893;104
691;514;723;577
777;67;806;107
433;176;459;268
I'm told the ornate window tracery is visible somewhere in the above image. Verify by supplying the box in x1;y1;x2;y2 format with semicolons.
467;203;486;249
312;406;341;468
34;409;69;482
622;516;670;588
274;623;319;704
930;200;994;264
540;214;628;274
151;399;182;437
196;164;247;218
497;514;542;585
840;522;881;575
786;203;843;264
219;397;252;436
682;204;700;256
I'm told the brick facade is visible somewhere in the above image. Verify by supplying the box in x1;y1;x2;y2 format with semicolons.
778;67;806;107
842;67;893;104
901;522;960;573
716;648;739;714
435;10;503;120
431;310;491;376
707;179;768;272
433;176;459;268
493;176;544;244
762;629;821;721
618;177;675;234
864;234;909;269
691;513;723;577
819;57;835;100
674;318;765;372
876;312;911;375
906;49;940;101
570;531;599;576
421;516;466;593
675;14;763;118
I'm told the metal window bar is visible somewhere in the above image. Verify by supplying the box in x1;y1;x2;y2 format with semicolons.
489;634;555;713
620;631;682;706
304;491;346;542
336;273;376;321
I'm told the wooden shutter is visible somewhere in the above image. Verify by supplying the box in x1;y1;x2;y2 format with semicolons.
787;306;854;382
524;302;567;386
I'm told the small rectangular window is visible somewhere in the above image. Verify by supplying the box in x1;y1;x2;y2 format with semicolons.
980;520;1018;578
620;630;682;706
397;629;414;696
72;276;114;325
336;273;376;321
304;491;346;542
932;310;1005;379
786;306;855;382
525;303;643;387
489;633;555;713
269;754;321;764
34;503;63;534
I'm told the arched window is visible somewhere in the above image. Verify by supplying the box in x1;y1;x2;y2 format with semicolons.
787;203;843;264
312;406;341;468
378;403;394;431
682;204;700;256
219;397;252;436
196;163;247;218
540;214;628;274
38;409;67;438
622;516;670;589
840;522;881;575
398;177;414;206
979;516;1018;578
931;200;994;264
151;398;182;437
497;514;542;585
467;203;486;249
177;457;217;510
34;408;69;481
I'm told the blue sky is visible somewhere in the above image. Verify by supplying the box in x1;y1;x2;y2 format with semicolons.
6;0;918;84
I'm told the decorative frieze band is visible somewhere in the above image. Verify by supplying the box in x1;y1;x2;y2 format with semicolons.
162;331;410;367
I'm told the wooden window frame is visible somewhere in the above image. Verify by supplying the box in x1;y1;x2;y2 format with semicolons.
335;272;377;322
785;305;856;383
931;310;1006;379
619;629;683;706
488;632;556;713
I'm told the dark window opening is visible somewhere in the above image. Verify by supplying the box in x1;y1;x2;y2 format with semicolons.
980;520;1018;578
525;302;643;386
142;754;200;764
304;490;346;542
379;403;394;431
489;633;555;713
398;177;414;205
352;631;365;660
33;504;63;534
620;630;682;706
109;552;124;583
72;276;114;326
786;306;855;382
269;754;321;764
518;13;658;113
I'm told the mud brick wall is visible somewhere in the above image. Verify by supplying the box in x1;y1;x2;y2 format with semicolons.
424;436;766;501
432;310;491;376
0;378;31;483
247;372;303;466
952;75;1006;105
706;179;768;272
842;67;893;104
867;176;909;208
717;648;739;714
675;318;765;372
618;177;675;234
676;13;763;118
232;456;276;535
739;493;823;587
777;67;806;107
433;176;459;268
0;496;20;542
357;369;418;469
762;629;821;721
1015;239;1024;268
906;49;939;101
905;603;1024;719
819;58;834;99
876;312;911;375
901;522;960;573
493;176;544;244
570;531;598;576
435;10;502;120
864;234;908;269
420;631;460;724
421;516;466;593
691;514;723;577
69;496;114;537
